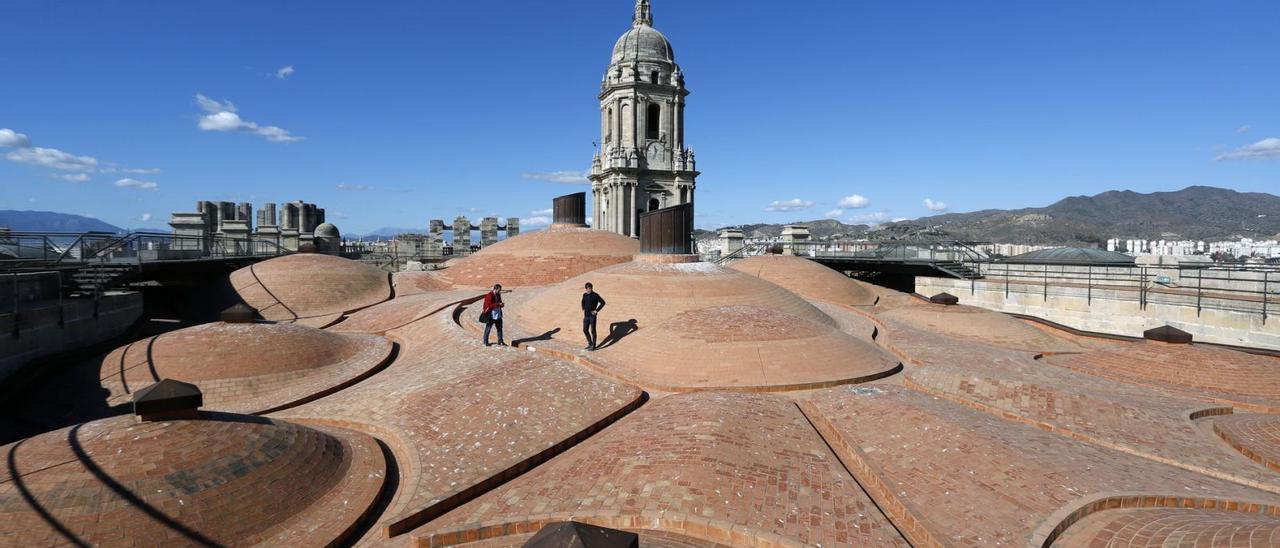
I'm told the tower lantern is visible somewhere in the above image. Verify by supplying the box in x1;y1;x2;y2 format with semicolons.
590;0;698;237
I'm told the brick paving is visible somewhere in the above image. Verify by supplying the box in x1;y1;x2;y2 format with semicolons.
1212;414;1280;473
502;261;900;392
417;392;907;547
801;384;1280;547
1051;508;1280;547
97;322;395;414
0;413;385;547
437;227;638;289
334;289;483;334
728;255;878;307
395;271;457;296
1045;342;1280;412
876;301;1088;354
273;309;644;542
230;253;392;323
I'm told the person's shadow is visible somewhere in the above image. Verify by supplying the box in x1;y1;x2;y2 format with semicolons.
594;319;638;350
512;327;560;348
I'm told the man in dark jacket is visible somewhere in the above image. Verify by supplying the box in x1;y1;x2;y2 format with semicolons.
581;282;606;351
481;283;505;346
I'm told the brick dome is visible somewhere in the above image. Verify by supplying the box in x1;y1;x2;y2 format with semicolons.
100;322;394;414
0;414;385;546
437;226;638;289
728;255;877;307
230;253;391;326
508;260;900;391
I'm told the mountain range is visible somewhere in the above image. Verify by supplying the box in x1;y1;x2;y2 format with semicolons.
702;186;1280;245
0;210;124;234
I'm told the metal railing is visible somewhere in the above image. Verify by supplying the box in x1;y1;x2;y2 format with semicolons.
713;239;992;278
984;262;1278;323
1;231;290;271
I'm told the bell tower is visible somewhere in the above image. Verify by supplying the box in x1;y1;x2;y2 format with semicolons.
589;0;698;237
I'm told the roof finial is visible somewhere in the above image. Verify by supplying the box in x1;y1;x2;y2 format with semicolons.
633;0;652;27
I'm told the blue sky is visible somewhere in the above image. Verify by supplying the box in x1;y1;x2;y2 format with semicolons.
1;0;1277;233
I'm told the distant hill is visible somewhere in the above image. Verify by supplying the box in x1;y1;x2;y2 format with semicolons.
0;210;123;233
700;186;1280;246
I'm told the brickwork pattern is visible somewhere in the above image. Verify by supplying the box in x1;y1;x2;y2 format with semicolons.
230;253;392;322
1052;508;1280;547
395;271;456;296
438;227;638;289
1212;414;1280;473
0;414;384;547
1045;342;1280;412
97;322;394;414
418;392;906;547
876;301;1087;354
334;289;482;334
501;261;899;391
802;385;1280;546
275;310;644;541
728;255;877;307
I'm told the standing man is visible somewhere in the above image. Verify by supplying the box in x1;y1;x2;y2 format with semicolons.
482;283;505;346
581;282;606;351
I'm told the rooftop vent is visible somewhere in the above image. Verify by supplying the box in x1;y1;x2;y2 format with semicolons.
221;303;258;323
929;292;959;306
553;192;587;226
133;379;203;421
524;521;639;548
638;203;694;255
1144;324;1192;344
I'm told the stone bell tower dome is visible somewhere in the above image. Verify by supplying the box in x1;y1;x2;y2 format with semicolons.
590;0;698;237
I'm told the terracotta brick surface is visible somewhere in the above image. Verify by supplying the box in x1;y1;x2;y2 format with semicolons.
334;289;483;334
728;255;878;307
273;309;644;543
1045;342;1280;412
801;385;1280;547
395;271;457;296
1051;508;1280;547
449;529;732;548
501;261;900;392
1212;414;1280;473
229;253;392;322
418;392;907;547
97;322;394;414
876;301;1088;354
437;227;638;289
0;413;385;547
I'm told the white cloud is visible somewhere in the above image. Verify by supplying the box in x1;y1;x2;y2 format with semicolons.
892;217;909;222
139;213;153;222
765;198;814;212
1237;125;1251;134
531;208;553;216
0;128;31;148
837;194;870;209
194;93;302;143
53;173;90;183
336;183;374;191
101;166;161;174
520;216;552;227
115;178;158;191
1216;137;1280;161
850;210;893;225
275;65;295;79
521;170;590;184
824;209;844;218
196;93;236;114
6;147;99;171
923;198;948;212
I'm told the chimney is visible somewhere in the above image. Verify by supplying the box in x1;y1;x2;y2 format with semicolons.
552;192;587;227
638;203;694;255
133;379;203;422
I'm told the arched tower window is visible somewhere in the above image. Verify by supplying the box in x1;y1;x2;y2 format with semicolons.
646;103;661;140
648;198;660;211
606;108;613;142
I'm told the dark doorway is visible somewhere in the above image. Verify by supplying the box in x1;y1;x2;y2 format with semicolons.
648;198;660;211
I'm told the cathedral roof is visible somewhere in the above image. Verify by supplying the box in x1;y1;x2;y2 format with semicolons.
611;0;675;65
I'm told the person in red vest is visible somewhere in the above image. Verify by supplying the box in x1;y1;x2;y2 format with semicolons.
481;283;505;346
